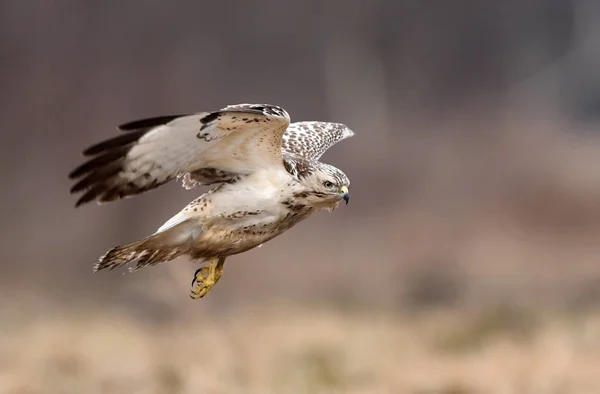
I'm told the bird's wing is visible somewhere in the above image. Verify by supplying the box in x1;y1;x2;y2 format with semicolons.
69;104;290;206
281;121;355;161
176;121;356;189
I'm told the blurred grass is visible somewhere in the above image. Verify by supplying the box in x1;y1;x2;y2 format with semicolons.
1;306;600;394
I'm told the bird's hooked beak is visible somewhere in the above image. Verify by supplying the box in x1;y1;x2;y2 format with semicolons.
340;186;350;205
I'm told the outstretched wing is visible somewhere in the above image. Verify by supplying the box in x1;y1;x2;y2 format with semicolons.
69;104;290;207
171;120;356;190
281;122;355;161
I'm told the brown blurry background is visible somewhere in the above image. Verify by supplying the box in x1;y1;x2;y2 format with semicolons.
3;1;600;393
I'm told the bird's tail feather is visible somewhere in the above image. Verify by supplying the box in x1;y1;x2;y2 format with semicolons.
94;219;201;272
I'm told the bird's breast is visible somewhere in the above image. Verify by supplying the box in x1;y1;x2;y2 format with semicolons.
188;169;313;256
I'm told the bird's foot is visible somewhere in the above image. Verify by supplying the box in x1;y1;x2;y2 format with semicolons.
190;257;224;299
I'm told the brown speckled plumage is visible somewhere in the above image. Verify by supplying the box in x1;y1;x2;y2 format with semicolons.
70;103;354;298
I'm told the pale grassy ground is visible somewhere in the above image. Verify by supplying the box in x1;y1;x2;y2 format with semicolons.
1;306;600;394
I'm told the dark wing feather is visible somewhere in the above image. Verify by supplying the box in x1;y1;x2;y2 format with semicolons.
79;115;188;157
118;115;188;131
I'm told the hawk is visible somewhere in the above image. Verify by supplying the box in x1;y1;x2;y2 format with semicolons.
69;104;354;299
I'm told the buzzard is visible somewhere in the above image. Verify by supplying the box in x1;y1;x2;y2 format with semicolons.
69;104;354;299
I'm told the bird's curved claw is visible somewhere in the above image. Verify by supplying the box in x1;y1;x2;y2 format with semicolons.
190;257;225;299
191;267;209;287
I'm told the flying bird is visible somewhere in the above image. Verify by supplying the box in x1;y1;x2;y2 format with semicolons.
69;104;354;299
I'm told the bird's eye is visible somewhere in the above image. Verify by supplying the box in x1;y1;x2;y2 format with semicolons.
323;181;334;188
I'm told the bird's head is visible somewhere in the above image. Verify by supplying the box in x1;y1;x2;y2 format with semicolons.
295;161;350;210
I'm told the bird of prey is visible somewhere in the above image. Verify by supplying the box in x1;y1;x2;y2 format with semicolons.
69;104;354;299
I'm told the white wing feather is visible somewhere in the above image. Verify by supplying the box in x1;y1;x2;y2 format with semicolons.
69;104;290;206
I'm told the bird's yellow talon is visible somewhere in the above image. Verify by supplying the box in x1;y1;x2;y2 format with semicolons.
191;267;210;286
190;257;224;299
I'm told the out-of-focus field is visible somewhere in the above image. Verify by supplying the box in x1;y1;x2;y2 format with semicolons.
2;307;600;394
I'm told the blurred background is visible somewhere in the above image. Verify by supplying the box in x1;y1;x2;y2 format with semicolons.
3;1;600;393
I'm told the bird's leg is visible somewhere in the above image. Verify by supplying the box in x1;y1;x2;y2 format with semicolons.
190;256;225;299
